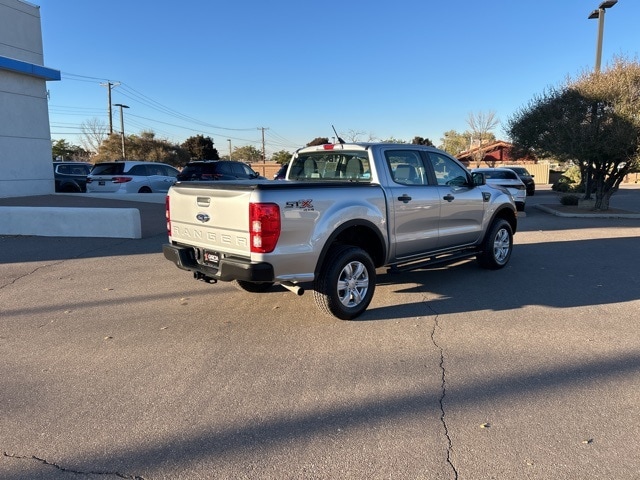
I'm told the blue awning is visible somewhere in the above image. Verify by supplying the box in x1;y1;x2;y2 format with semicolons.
0;55;60;81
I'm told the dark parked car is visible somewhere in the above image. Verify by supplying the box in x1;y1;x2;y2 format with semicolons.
273;162;289;180
53;162;92;193
506;166;535;196
176;160;266;182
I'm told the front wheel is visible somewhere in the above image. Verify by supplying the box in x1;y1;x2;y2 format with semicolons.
313;245;376;320
476;219;513;269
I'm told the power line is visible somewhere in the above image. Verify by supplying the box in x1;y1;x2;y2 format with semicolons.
50;71;305;155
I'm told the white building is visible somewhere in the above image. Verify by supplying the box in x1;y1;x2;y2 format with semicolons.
0;0;60;197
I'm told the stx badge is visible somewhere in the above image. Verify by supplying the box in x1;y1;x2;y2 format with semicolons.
285;199;314;211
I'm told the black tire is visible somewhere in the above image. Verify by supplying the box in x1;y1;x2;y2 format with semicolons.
138;186;152;193
231;280;274;293
313;245;376;320
476;219;513;270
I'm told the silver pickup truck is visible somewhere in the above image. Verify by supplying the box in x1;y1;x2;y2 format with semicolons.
163;142;517;320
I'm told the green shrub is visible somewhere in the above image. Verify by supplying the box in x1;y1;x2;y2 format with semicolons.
560;194;580;206
552;166;582;192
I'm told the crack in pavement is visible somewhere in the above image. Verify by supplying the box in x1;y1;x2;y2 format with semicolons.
426;303;459;480
0;261;65;290
3;452;146;479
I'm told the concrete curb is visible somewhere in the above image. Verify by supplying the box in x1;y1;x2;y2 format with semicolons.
535;204;640;219
0;206;142;238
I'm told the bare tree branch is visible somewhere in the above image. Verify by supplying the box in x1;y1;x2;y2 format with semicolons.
80;118;109;155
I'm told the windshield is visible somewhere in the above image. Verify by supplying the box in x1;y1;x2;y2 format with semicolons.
289;151;371;182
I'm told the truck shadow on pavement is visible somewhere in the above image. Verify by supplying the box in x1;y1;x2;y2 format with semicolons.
364;234;640;321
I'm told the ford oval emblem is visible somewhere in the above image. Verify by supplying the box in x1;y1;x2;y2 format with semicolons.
196;213;210;223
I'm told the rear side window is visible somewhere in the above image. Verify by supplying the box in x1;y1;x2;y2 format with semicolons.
56;164;88;175
231;162;255;177
217;162;233;175
91;163;125;175
146;164;171;176
385;150;427;185
127;165;149;176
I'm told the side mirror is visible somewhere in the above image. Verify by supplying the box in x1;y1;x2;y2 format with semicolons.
471;172;486;186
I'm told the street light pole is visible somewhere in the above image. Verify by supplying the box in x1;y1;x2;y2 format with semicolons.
113;103;129;159
585;1;617;199
589;0;617;72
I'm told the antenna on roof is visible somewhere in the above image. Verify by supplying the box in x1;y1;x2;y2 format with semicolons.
332;125;345;144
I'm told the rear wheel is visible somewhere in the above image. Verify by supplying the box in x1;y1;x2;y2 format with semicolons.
60;183;81;193
231;280;274;293
313;245;375;320
138;186;152;193
476;219;513;269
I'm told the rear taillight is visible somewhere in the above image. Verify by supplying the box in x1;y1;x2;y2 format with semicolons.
86;177;93;183
112;176;133;184
249;203;280;253
165;195;171;237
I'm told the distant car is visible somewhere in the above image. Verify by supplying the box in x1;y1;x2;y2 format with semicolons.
273;162;289;180
472;167;527;211
53;162;92;193
86;161;179;194
176;160;266;181
505;166;535;196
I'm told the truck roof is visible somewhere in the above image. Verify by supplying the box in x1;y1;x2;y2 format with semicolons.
296;142;443;154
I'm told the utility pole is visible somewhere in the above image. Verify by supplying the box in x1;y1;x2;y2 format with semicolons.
113;103;129;159
227;139;232;160
258;127;269;162
100;81;120;134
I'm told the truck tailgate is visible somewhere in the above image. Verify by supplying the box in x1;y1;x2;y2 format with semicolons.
168;183;253;257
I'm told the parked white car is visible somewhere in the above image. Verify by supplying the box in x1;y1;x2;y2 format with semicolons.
472;167;527;211
86;161;179;194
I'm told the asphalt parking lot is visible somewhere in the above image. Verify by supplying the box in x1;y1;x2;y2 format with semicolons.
1;187;639;479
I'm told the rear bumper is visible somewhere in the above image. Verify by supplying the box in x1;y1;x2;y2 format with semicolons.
162;243;274;282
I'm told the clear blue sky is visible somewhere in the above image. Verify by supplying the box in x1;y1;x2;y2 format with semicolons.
38;0;639;157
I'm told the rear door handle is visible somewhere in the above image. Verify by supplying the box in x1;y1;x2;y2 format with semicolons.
398;194;412;203
443;194;455;202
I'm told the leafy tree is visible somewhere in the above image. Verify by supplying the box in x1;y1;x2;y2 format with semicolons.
411;136;434;146
52;139;89;161
439;130;469;155
507;57;640;210
182;134;219;160
271;150;292;165
93;130;189;166
381;137;407;143
232;145;263;163
307;137;330;146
